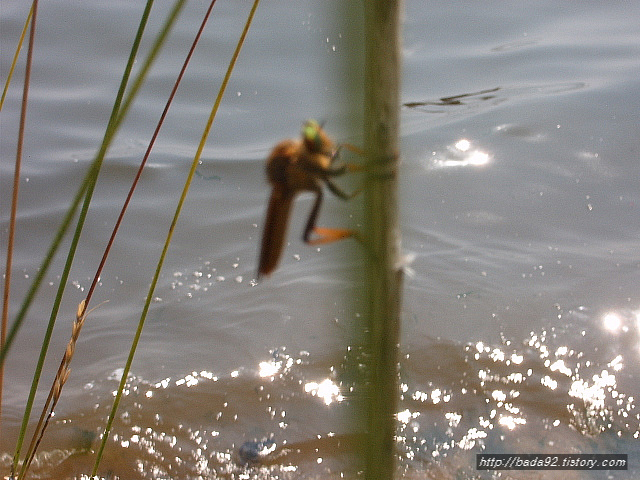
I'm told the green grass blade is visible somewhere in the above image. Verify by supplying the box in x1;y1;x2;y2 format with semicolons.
1;0;37;460
0;5;33;112
91;0;261;474
8;1;158;476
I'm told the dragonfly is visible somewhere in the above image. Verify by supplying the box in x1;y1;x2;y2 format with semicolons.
257;120;361;278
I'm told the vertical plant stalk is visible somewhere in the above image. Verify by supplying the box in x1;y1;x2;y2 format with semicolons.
68;5;219;446
0;5;33;112
0;0;38;443
18;300;97;480
7;0;159;474
91;0;261;475
0;0;154;365
80;0;218;318
363;1;403;479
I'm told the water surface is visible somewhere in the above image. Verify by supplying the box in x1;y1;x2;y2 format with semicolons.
1;1;639;478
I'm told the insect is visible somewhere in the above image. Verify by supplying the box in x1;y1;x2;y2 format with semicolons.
257;120;361;278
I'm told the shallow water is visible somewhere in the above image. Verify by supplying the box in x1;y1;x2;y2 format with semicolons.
1;1;639;479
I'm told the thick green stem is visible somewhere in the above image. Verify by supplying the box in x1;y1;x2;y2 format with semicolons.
363;1;403;479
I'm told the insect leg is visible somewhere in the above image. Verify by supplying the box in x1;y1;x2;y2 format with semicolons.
303;187;356;246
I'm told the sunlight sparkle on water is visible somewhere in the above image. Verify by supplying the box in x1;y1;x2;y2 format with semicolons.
259;360;281;378
569;369;616;411
458;427;487;450
304;378;343;405
541;375;558;390
397;409;420;425
498;414;526;430
430;138;492;169
609;355;623;372
491;390;507;402
549;359;573;376
603;312;623;333
510;353;524;364
259;356;294;379
445;412;462;428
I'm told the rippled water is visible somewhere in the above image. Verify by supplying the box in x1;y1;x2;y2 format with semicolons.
1;1;639;479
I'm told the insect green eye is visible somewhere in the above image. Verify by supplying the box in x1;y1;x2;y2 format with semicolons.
303;120;322;149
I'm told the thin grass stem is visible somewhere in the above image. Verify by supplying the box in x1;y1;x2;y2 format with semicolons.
7;0;157;473
1;0;38;470
0;5;33;112
18;301;102;479
0;0;154;365
82;0;218;317
1;1;34;435
91;0;261;474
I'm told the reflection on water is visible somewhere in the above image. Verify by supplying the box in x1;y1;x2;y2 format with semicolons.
403;87;501;109
426;138;492;169
396;322;639;478
304;378;343;406
2;316;637;478
403;83;586;116
2;0;640;478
